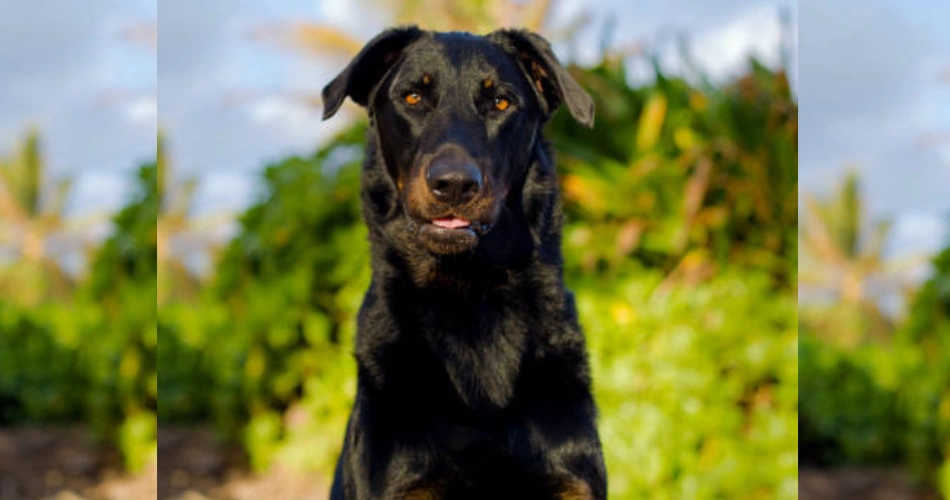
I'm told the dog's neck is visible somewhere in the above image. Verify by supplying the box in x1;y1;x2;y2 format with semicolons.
367;257;567;412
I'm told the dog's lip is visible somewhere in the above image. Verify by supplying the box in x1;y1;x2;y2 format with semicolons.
417;221;479;255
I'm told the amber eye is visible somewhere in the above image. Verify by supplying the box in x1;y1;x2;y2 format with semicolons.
494;97;510;111
405;92;422;105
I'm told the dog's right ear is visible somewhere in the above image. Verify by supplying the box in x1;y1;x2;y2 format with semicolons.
322;26;424;120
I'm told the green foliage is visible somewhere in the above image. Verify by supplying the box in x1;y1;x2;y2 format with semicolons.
158;126;368;471
799;334;907;465
0;162;158;472
583;270;797;499
157;57;798;498
0;303;89;423
551;59;798;498
551;59;797;285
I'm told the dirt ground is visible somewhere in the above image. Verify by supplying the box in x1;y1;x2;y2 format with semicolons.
0;426;328;500
2;427;943;500
800;467;940;500
157;427;328;500
0;426;155;500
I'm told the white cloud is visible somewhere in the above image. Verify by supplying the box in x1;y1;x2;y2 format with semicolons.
68;171;133;215
192;171;258;216
318;0;389;39
890;212;948;258
247;94;353;149
124;96;157;125
250;96;317;127
559;0;792;85
689;5;783;80
940;145;950;165
319;0;361;27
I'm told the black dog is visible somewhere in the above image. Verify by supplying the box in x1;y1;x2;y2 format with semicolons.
322;26;606;499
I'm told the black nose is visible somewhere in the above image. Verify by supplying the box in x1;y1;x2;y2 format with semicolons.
426;160;483;205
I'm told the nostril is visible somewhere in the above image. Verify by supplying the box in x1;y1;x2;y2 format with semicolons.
426;161;483;203
461;178;480;195
432;178;452;194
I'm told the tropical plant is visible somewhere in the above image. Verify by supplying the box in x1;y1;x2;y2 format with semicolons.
0;130;76;303
157;132;206;303
798;171;928;345
801;172;887;303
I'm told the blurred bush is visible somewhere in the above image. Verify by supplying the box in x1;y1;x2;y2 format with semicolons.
0;159;158;472
552;58;796;287
157;55;798;498
581;269;797;498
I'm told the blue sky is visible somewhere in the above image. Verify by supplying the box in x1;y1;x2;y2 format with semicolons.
0;0;155;222
2;0;948;263
798;0;950;261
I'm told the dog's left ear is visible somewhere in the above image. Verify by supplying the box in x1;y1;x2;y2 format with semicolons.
487;29;594;127
322;26;424;120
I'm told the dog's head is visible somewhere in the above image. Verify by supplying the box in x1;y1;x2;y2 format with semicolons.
323;27;593;257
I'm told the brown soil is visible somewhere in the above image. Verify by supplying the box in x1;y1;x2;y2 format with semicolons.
0;426;155;500
800;467;941;500
22;429;939;500
157;427;328;500
0;426;329;500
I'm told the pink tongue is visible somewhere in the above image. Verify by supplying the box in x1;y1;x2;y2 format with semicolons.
432;217;470;229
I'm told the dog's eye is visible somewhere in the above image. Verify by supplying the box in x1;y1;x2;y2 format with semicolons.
494;97;510;111
405;92;422;105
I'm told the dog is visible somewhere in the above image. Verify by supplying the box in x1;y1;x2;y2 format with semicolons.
322;26;606;499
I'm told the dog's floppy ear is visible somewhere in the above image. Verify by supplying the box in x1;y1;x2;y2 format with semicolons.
487;29;594;127
322;26;424;120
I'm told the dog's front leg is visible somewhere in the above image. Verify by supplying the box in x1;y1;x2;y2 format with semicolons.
521;399;608;500
336;413;448;499
339;443;446;500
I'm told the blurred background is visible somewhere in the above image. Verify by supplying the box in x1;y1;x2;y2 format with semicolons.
157;0;797;499
4;0;947;496
0;0;800;499
0;1;157;499
798;0;950;499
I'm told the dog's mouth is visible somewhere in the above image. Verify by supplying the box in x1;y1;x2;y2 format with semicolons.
413;215;494;255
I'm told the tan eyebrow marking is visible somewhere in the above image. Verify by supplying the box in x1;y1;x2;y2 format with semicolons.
483;78;493;88
422;74;431;85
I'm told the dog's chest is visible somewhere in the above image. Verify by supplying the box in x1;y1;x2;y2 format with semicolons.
421;302;529;411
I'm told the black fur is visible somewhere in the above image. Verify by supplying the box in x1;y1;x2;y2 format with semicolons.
323;26;606;499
